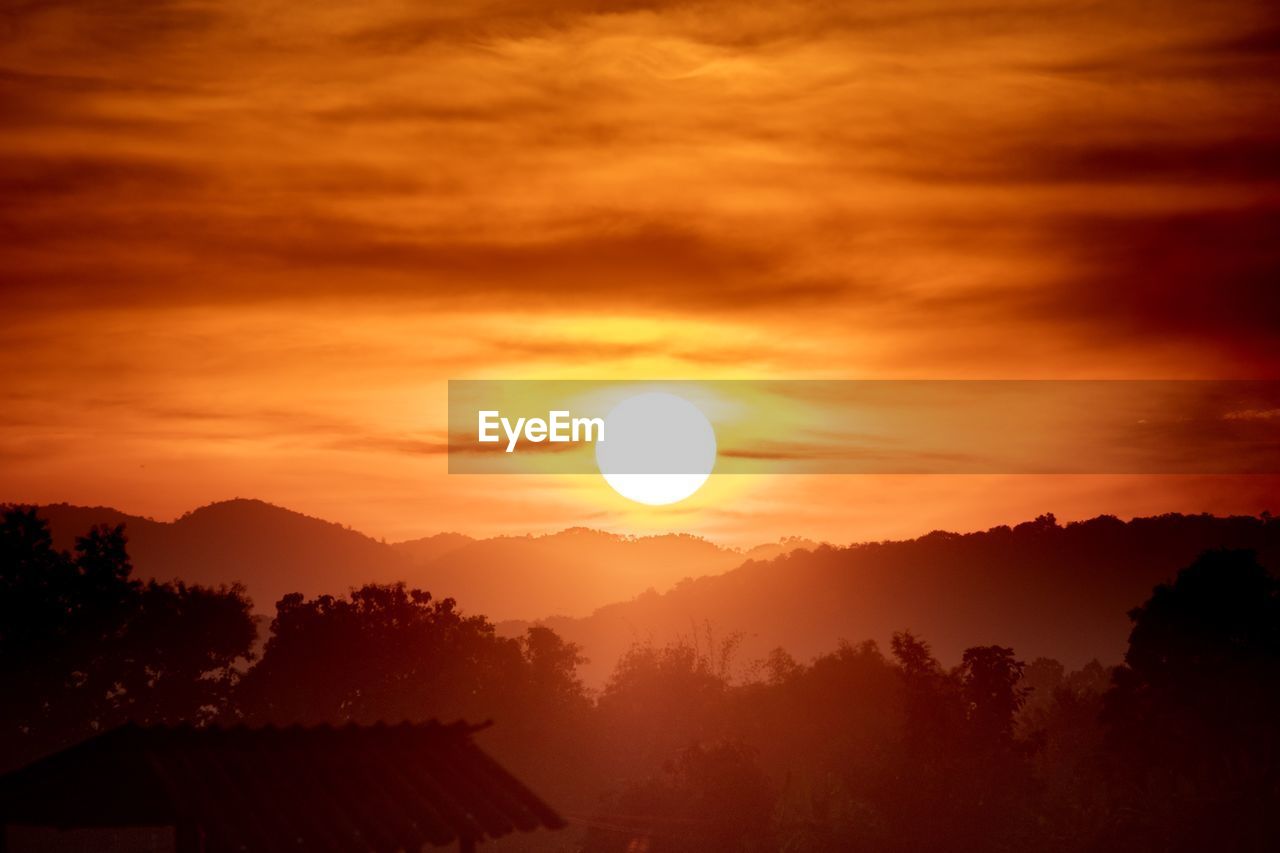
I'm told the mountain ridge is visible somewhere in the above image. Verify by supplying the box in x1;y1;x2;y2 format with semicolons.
498;512;1280;686
20;500;1278;688
19;499;803;620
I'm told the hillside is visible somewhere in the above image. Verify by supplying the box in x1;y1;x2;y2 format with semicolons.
391;527;783;619
500;513;1280;687
28;502;783;619
29;501;1278;685
34;500;408;610
391;532;476;564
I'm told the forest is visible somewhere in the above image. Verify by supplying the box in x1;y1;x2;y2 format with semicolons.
3;506;1278;852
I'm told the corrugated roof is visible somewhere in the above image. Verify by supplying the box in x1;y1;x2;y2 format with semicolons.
0;722;564;852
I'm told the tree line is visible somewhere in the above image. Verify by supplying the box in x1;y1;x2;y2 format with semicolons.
2;506;1278;852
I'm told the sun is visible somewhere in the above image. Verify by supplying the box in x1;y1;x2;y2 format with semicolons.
595;391;717;505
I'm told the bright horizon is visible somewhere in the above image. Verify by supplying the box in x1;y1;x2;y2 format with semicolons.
15;489;1276;553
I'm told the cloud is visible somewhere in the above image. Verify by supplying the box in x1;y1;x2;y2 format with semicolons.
3;0;1277;333
1224;408;1280;421
1032;209;1280;366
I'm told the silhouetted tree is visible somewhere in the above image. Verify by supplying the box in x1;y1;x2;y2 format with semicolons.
0;507;254;769
1103;548;1280;852
585;740;775;853
751;640;900;853
1020;660;1112;853
879;633;1039;852
231;583;594;829
595;638;738;777
959;645;1028;746
891;630;962;758
521;625;588;709
235;583;584;727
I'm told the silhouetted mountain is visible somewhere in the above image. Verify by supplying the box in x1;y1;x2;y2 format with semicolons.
740;536;822;562
28;502;797;620
392;527;783;619
500;513;1280;687
35;501;1275;686
391;532;476;564
34;504;165;545
34;500;407;611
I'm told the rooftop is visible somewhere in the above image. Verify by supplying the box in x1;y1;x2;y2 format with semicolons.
0;721;564;852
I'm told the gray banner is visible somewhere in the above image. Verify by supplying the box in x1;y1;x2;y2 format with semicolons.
447;380;1280;474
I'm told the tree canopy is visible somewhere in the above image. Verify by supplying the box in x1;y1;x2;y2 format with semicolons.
0;507;255;768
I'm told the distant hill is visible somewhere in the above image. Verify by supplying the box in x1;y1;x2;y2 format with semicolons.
26;501;796;620
499;513;1280;687
391;532;476;564
33;500;408;611
390;527;803;619
31;502;1273;685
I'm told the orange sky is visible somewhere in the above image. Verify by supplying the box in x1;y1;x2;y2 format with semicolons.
2;0;1278;544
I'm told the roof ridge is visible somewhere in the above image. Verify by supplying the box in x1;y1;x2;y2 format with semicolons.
99;718;488;735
